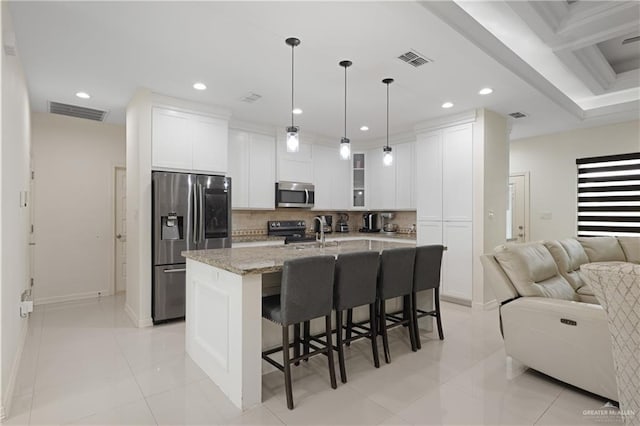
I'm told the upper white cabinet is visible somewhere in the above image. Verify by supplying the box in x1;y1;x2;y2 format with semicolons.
276;137;313;183
351;153;367;209
394;142;415;210
228;129;275;210
152;107;228;174
366;141;415;211
312;145;350;211
442;125;473;221
416;132;443;221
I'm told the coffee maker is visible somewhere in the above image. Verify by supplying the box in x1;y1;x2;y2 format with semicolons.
335;213;349;233
360;213;380;233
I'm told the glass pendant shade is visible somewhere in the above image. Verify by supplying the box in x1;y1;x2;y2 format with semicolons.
340;137;351;160
383;145;393;166
286;126;299;152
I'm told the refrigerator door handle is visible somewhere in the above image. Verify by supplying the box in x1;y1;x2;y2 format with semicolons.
199;183;205;243
192;182;199;244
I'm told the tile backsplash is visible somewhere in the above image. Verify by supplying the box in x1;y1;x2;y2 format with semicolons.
232;209;417;236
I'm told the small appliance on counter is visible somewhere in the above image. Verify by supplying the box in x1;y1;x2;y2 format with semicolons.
359;212;380;233
335;213;349;233
268;220;315;243
314;215;332;234
381;212;397;234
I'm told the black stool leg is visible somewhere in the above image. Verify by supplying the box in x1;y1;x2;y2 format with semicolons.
345;309;353;347
413;291;421;350
402;295;410;327
379;299;391;364
335;310;347;383
325;315;337;389
407;297;417;352
369;303;380;368
293;323;301;366
435;288;444;340
303;321;310;361
282;325;294;410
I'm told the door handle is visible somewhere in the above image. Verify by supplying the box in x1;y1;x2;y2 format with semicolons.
116;234;125;239
163;268;186;273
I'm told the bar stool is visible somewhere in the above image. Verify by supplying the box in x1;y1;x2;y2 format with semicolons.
412;245;445;349
377;247;417;363
333;251;380;383
261;256;337;410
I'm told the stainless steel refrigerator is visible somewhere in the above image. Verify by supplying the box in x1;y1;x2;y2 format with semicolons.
152;171;231;323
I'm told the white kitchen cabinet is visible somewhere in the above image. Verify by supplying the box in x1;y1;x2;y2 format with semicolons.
249;133;276;209
367;148;395;210
415;132;443;221
351;152;367;209
313;145;350;211
442;124;473;221
228;129;275;210
152;107;229;174
395;142;415;210
276;136;313;183
228;130;249;209
441;221;473;301
417;221;443;245
152;108;192;171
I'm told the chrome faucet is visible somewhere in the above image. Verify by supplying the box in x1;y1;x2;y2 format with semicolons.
314;216;326;248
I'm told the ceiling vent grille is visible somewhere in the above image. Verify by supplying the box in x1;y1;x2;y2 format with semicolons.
508;111;527;119
48;101;108;121
239;92;262;103
397;50;432;68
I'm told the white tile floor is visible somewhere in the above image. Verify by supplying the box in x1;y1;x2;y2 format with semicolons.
4;294;620;425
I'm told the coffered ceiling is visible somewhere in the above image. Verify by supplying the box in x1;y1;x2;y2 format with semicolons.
7;1;639;143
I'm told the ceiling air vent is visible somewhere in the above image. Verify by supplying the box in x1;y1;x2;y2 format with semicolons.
48;101;108;121
397;50;432;68
239;92;262;103
508;111;527;119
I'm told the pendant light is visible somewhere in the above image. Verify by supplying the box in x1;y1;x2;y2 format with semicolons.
339;60;352;160
285;37;301;152
382;78;394;166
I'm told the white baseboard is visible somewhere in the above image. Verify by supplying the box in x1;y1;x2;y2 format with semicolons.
34;289;113;306
441;295;472;307
1;317;29;421
472;299;499;311
124;302;153;328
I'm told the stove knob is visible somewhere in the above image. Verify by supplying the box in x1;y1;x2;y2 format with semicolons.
276;222;280;227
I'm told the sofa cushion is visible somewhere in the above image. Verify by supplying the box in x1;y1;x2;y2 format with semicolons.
544;239;589;291
618;237;640;263
577;284;594;296
577;237;626;263
494;243;577;300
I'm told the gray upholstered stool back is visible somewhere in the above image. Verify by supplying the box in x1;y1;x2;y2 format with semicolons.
334;251;380;311
280;255;336;325
377;247;416;300
414;245;444;292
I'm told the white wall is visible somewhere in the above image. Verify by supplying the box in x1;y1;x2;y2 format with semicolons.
510;120;640;241
31;113;125;304
0;3;32;419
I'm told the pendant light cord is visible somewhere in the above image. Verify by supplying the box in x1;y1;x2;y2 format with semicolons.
344;65;347;138
291;45;295;127
386;82;389;149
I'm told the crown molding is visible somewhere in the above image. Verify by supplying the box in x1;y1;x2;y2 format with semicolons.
413;110;477;134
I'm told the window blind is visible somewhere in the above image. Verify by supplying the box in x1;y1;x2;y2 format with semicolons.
577;152;640;237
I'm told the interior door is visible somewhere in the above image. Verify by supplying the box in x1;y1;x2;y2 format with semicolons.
114;167;127;293
508;174;527;242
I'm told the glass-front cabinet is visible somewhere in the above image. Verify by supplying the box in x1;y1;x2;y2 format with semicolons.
352;152;366;208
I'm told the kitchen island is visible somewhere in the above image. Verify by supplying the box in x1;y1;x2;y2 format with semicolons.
182;238;416;410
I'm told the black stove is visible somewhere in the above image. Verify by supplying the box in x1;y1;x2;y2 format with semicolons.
268;220;316;244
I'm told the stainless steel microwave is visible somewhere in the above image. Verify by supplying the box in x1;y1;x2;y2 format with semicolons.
275;182;315;208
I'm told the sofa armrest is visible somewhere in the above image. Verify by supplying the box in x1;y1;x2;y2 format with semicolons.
501;297;617;401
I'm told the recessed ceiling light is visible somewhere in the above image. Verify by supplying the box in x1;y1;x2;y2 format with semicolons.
193;82;207;91
75;92;90;99
442;102;454;109
292;108;303;115
479;87;493;95
360;126;369;131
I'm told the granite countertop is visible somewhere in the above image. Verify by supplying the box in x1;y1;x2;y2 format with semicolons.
231;231;416;244
183;239;414;275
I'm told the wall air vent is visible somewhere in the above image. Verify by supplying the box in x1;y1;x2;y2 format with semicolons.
48;101;108;121
508;111;527;119
239;92;262;103
397;50;432;68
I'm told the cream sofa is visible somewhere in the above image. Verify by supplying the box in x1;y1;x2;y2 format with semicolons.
481;236;639;402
